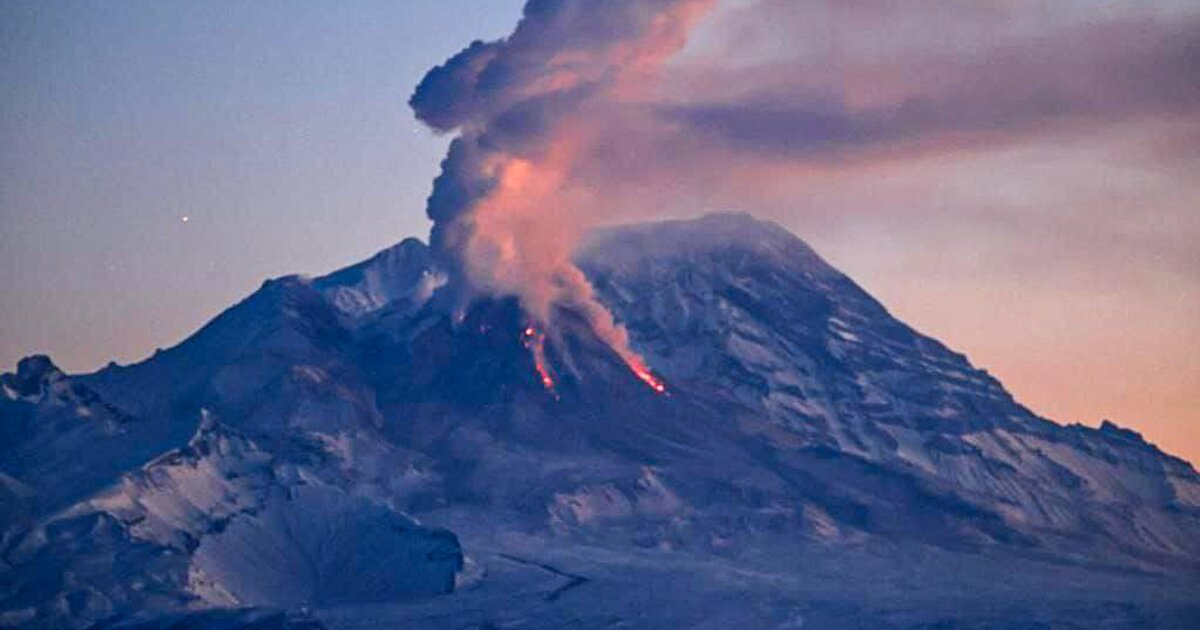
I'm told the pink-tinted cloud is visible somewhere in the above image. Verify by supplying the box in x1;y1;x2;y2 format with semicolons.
411;0;715;386
409;0;1200;458
659;13;1200;161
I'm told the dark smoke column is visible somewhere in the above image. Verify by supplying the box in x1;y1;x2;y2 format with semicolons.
409;0;714;390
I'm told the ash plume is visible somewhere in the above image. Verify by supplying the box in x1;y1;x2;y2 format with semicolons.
410;0;714;384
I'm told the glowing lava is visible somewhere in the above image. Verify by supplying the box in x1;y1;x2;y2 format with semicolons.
520;325;664;395
626;357;668;395
522;326;557;392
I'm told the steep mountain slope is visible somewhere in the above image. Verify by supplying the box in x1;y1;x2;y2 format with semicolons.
580;214;1200;566
1;213;1197;629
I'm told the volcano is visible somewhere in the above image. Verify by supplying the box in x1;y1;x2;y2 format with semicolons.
2;213;1198;629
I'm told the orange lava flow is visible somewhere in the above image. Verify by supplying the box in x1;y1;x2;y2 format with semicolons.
533;351;556;391
522;326;664;395
626;358;667;395
522;326;557;392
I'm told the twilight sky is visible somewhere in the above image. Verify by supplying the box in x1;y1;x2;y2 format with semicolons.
2;1;1197;463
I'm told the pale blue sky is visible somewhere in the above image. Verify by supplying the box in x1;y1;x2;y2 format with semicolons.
1;0;522;370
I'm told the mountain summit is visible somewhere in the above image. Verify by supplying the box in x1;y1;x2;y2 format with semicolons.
2;213;1198;629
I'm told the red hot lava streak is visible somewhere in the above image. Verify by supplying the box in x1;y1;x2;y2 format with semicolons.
522;326;557;392
627;359;668;395
521;326;666;395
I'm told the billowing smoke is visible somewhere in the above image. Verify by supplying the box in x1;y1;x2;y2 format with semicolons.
411;0;714;386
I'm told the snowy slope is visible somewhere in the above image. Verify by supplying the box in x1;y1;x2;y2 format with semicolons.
0;412;459;629
2;213;1198;629
579;213;1200;564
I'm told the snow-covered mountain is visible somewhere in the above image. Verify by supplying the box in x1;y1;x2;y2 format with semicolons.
2;213;1197;629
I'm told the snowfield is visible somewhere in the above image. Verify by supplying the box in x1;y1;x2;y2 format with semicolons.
2;213;1197;629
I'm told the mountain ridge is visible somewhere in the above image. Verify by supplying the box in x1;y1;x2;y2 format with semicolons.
2;212;1197;629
